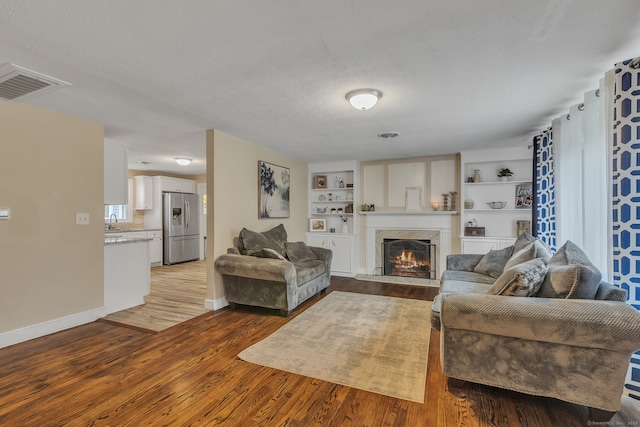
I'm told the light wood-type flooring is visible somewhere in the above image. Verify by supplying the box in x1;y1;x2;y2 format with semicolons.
100;259;208;333
1;274;639;426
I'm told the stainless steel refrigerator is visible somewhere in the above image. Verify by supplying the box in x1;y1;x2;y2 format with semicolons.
163;192;200;265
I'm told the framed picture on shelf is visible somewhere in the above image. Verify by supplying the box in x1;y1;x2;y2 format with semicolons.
515;184;532;208
310;218;327;232
314;175;327;189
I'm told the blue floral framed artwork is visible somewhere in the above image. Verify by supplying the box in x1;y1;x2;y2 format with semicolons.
258;160;290;218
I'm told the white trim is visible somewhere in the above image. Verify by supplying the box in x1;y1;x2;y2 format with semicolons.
0;307;107;349
205;297;228;311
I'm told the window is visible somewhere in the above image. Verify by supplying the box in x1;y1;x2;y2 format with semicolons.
104;179;134;223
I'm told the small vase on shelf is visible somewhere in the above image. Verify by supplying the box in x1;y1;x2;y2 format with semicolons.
473;169;481;183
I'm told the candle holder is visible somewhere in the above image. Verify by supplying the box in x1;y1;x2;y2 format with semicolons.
431;202;439;211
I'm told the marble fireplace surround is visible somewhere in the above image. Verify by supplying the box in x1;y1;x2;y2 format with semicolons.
364;212;454;278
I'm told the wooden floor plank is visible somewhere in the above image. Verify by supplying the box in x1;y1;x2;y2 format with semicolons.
0;269;637;426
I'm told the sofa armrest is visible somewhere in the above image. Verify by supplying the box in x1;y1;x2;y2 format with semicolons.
308;245;333;274
446;254;484;272
440;293;640;352
214;253;296;284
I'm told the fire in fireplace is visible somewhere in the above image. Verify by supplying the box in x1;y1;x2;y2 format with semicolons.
382;239;436;279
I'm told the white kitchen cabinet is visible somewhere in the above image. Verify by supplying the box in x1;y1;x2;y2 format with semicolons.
156;176;195;193
307;233;355;276
104;140;128;205
147;230;163;266
134;176;153;210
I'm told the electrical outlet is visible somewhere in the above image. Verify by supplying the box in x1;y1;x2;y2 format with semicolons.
76;213;90;225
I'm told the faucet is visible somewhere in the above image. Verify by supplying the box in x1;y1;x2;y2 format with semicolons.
108;213;118;230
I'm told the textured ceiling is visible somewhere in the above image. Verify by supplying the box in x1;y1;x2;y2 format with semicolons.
1;1;639;175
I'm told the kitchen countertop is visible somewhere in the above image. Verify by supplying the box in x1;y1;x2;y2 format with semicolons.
104;236;152;246
104;228;161;233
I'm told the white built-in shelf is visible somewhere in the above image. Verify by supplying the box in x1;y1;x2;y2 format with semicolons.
464;180;531;186
359;210;458;216
311;200;354;204
467;208;532;213
310;213;354;216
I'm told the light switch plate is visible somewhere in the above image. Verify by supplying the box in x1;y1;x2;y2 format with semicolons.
0;208;9;220
76;212;90;225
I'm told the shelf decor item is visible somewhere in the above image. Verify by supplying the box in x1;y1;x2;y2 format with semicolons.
259;160;290;219
473;169;481;182
314;175;327;189
515;183;533;208
487;201;507;209
464;226;486;237
310;218;327;232
497;168;513;182
449;191;457;211
464;198;474;209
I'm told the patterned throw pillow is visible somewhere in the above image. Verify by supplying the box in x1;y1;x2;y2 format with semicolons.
473;246;514;278
487;258;549;297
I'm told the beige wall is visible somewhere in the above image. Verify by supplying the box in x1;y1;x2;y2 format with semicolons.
0;100;104;333
207;130;308;302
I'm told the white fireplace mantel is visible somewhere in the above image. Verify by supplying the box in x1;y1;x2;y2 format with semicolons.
363;211;454;277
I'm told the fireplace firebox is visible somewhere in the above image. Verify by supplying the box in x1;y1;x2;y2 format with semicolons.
382;239;436;279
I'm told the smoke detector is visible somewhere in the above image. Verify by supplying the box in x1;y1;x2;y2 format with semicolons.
0;63;70;101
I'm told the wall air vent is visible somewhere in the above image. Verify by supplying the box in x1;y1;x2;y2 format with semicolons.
0;63;70;101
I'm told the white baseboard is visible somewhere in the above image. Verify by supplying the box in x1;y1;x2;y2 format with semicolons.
205;296;228;311
0;306;108;349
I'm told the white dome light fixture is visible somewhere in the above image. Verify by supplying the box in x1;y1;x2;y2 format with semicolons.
345;88;382;110
174;157;192;166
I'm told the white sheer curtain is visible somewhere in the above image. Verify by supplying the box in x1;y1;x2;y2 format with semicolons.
552;88;609;279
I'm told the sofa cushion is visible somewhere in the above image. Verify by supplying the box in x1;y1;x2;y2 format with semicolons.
487;258;549;296
285;241;317;263
594;281;627;301
263;224;288;251
441;270;496;285
537;240;602;299
473;246;514;278
240;225;287;256
441;279;494;295
294;259;325;284
247;248;287;261
504;240;552;270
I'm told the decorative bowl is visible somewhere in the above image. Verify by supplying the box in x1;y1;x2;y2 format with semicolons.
487;201;507;209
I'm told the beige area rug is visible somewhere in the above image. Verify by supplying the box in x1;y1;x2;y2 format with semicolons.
238;291;431;402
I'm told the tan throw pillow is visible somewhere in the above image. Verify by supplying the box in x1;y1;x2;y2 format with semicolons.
504;240;552;270
473;246;514;278
487;258;549;296
536;241;602;299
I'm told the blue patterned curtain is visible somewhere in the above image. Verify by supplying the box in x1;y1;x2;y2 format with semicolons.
612;58;640;305
534;128;557;251
611;57;640;400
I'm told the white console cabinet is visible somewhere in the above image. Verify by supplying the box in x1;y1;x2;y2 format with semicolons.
307;233;355;275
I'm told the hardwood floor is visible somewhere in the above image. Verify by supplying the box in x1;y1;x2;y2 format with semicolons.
100;260;208;333
0;276;638;426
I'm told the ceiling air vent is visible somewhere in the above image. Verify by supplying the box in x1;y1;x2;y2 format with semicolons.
0;63;70;101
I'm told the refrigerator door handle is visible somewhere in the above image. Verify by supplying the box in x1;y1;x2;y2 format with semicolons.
185;201;189;229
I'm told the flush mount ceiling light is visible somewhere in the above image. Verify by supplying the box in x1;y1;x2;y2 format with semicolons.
174;157;192;166
345;88;382;110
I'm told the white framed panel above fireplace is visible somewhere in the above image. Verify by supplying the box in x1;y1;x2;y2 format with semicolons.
362;211;456;278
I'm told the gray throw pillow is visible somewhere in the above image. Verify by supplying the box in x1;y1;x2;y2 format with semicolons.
285;241;317;263
240;226;286;256
247;248;287;261
503;240;552;270
536;240;602;299
487;258;549;296
262;224;287;253
473;246;514;278
513;233;538;252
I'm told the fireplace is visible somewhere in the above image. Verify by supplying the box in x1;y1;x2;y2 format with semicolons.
382;239;436;279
